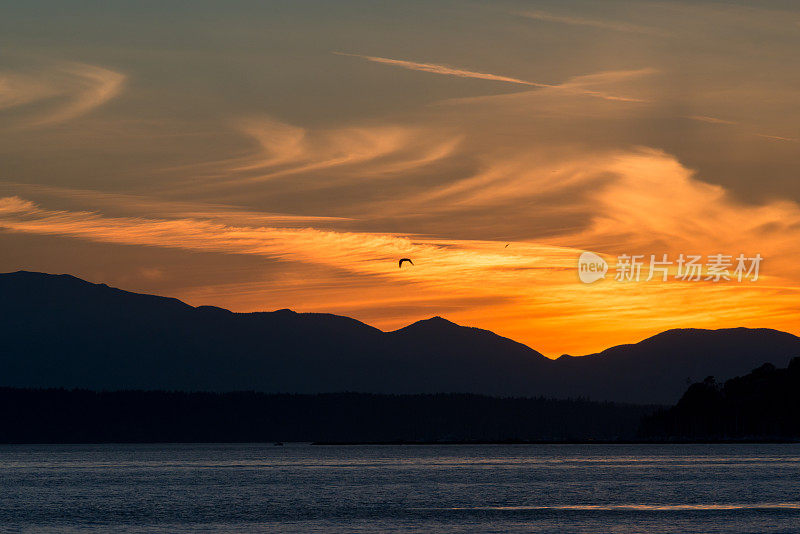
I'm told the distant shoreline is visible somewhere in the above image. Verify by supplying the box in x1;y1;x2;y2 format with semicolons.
0;387;655;444
4;358;800;445
312;439;800;445
2;440;800;446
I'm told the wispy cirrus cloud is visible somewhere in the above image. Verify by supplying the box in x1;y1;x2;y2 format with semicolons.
0;74;60;110
517;10;666;36
756;133;799;143
0;62;125;128
165;117;461;194
0;195;575;292
687;115;800;143
335;52;649;102
334;52;553;87
0;182;351;227
30;63;125;126
687;115;738;125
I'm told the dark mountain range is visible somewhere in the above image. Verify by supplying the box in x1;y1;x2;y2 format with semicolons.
553;328;800;403
2;271;799;404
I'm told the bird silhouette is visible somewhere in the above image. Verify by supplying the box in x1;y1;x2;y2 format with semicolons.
504;243;509;248
399;258;414;268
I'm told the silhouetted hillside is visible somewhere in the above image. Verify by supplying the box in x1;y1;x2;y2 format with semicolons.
0;271;549;395
2;271;799;403
0;389;655;444
640;358;800;440
555;328;800;403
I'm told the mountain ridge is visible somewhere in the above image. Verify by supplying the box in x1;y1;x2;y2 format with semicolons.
1;270;798;403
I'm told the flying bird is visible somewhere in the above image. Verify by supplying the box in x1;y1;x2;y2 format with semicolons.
505;243;509;248
399;258;414;268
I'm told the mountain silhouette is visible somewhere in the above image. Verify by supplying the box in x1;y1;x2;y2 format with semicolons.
553;328;800;403
2;271;798;404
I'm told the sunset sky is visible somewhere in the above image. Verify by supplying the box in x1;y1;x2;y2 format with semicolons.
2;0;800;356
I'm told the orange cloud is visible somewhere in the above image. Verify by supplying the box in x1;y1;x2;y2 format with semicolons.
170;117;461;194
1;166;799;356
0;62;125;127
4;39;800;357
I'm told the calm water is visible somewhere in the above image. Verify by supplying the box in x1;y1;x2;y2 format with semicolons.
1;443;800;533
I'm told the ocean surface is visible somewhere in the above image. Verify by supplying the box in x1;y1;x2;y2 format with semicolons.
2;443;800;533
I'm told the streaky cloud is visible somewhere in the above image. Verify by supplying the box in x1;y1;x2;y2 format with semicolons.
437;67;654;106
688;115;738;125
333;52;554;88
339;51;652;103
687;116;799;143
0;183;351;227
0;195;575;288
31;63;125;126
756;133;799;143
171;117;461;192
517;10;667;36
0;62;125;128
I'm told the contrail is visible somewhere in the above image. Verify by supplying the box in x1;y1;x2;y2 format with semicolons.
333;52;555;88
334;52;647;102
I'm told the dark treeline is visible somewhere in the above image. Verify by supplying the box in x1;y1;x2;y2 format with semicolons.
0;389;655;444
641;357;800;441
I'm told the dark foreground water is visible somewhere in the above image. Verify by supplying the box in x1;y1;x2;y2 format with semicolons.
2;443;800;533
